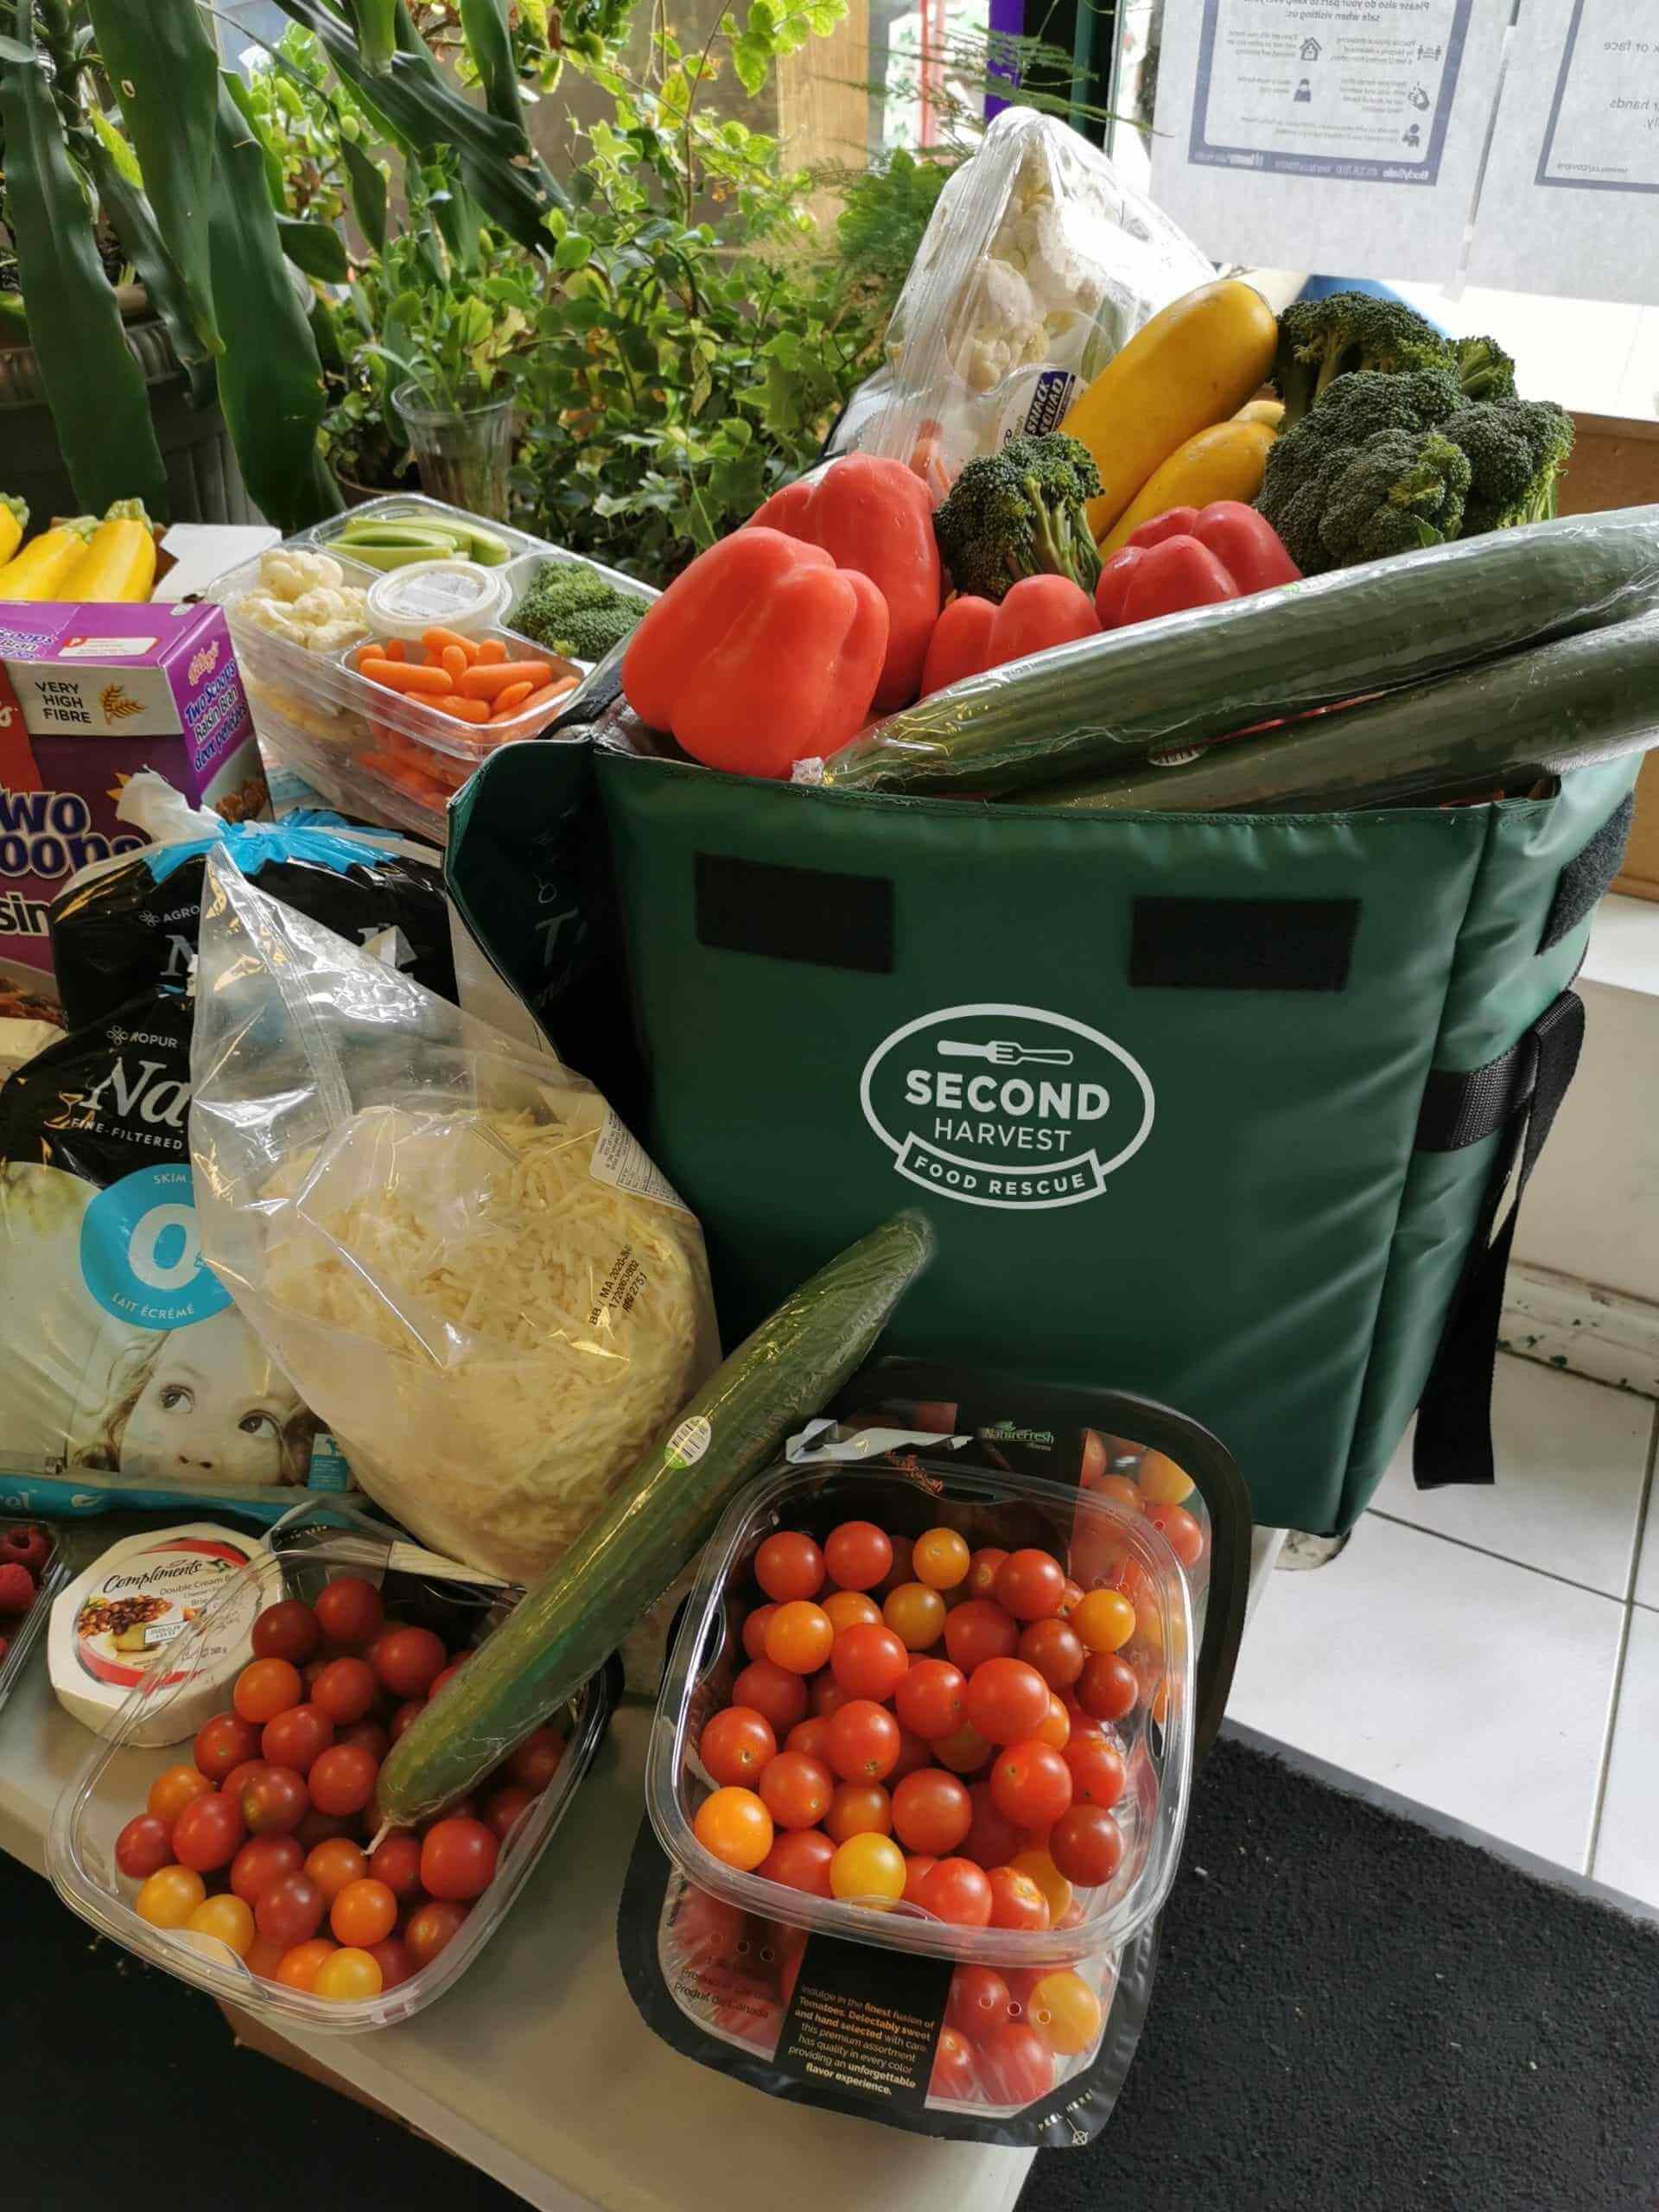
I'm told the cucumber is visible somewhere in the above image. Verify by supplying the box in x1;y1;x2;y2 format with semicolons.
376;1209;937;1824
809;508;1659;798
1015;607;1659;813
458;524;511;566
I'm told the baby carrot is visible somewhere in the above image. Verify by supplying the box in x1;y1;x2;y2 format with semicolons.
486;679;535;715
429;693;492;724
493;676;578;723
422;626;480;664
441;643;468;684
381;637;407;661
475;637;507;664
455;658;553;701
359;656;451;694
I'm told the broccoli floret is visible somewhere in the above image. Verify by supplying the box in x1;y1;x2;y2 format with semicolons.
515;560;644;658
933;432;1103;601
1441;397;1574;535
1272;290;1454;425
1313;429;1471;569
1449;334;1517;402
1256;368;1463;571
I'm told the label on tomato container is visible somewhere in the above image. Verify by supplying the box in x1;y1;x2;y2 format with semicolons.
774;1938;954;2113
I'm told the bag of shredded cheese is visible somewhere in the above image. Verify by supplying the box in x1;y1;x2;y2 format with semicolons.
188;854;718;1591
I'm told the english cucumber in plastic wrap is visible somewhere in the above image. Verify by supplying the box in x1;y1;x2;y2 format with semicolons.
377;1210;937;1824
803;509;1659;798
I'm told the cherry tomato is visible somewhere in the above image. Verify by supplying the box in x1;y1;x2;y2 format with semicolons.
753;1532;824;1604
250;1599;321;1667
759;1827;836;1897
230;1834;305;1904
308;1744;378;1818
1065;1735;1127;1809
785;1716;832;1763
309;1656;378;1727
1145;1502;1205;1567
295;1808;358;1850
987;1866;1051;1930
245;1933;289;1980
758;1751;835;1831
261;1702;334;1776
931;1720;994;1776
889;1726;931;1783
304;1836;368;1902
701;1706;779;1792
764;1600;835;1675
233;1657;303;1726
505;1726;565;1794
115;1814;175;1882
172;1791;246;1872
1027;1970;1103;2056
674;1884;747;1972
693;1786;773;1872
369;1829;424;1902
944;1599;1020;1673
961;1779;1021;1869
741;1604;779;1662
405;1898;470;1968
135;1865;206;1929
821;1590;881;1634
482;1784;537;1846
1036;1694;1071;1751
918;1856;993;1927
218;1759;267;1807
977;2021;1054;2106
1018;1617;1085;1691
993;1548;1067;1623
929;2025;976;2101
313;1575;384;1647
276;1937;337;1990
912;1527;970;1591
428;1657;467;1700
148;1764;214;1822
1077;1651;1138;1722
369;1624;447;1701
963;1656;1053;1745
1049;1803;1124;1888
810;1673;850;1720
313;1946;384;2002
194;1711;262;1784
893;1656;967;1741
825;1699;901;1783
1007;1848;1072;1925
830;1832;906;1904
891;1768;972;1855
1071;1588;1135;1654
902;1853;938;1907
945;1964;1012;2039
185;1893;256;1956
331;1876;398;1948
1058;1578;1086;1617
965;1548;1008;1601
823;1520;892;1592
882;1582;946;1651
730;1659;809;1735
874;1534;914;1599
1136;1450;1195;1505
830;1623;909;1702
368;1936;416;1993
1090;1473;1144;1515
823;1782;892;1843
990;1739;1073;1830
256;1871;326;1948
388;1698;426;1744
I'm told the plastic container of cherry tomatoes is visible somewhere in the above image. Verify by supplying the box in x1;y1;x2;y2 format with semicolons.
47;1503;617;2033
647;1456;1195;1968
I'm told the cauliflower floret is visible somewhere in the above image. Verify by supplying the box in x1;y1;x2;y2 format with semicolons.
949;257;1046;393
238;594;305;641
1022;201;1109;326
257;547;345;603
306;615;371;654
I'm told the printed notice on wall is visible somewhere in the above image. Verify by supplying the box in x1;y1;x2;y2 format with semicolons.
1150;0;1510;280
1470;0;1659;302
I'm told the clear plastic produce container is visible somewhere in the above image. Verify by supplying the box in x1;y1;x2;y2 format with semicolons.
0;1516;71;1721
648;1458;1194;1970
48;1503;613;2034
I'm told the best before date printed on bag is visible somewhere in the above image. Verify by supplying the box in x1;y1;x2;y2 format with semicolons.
1149;0;1509;281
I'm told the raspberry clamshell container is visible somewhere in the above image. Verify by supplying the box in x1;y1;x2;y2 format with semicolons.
47;1503;616;2034
0;1516;71;1720
646;1456;1195;1969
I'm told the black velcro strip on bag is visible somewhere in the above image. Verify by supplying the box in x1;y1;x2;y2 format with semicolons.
1129;897;1359;991
695;853;894;974
1537;793;1636;952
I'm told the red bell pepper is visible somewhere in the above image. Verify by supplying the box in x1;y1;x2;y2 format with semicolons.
620;529;888;778
919;575;1100;698
1096;499;1300;631
747;454;942;713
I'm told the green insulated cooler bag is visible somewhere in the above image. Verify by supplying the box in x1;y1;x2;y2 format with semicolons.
446;727;1637;1538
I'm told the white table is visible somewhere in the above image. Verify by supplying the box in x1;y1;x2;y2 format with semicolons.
0;1654;1033;2212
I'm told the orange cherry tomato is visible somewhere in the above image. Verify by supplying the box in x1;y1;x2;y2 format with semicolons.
912;1527;970;1591
763;1600;836;1675
693;1786;774;1871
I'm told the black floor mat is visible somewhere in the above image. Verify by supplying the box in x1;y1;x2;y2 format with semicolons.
1020;1732;1659;2212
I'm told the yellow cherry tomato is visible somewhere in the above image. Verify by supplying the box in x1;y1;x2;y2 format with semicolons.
1027;1970;1103;2056
822;1590;882;1634
883;1581;946;1650
311;1946;385;2002
1072;1588;1136;1654
1008;1848;1072;1926
830;1831;906;1907
912;1527;971;1592
135;1865;207;1929
1136;1451;1195;1505
694;1784;774;1871
185;1893;256;1957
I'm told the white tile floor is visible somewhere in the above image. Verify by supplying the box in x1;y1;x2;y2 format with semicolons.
1228;1353;1659;1899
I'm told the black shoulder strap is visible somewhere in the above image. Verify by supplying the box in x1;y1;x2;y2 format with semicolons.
1413;988;1586;1489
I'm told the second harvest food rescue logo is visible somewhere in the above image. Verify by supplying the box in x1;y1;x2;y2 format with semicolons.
860;1002;1154;1211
